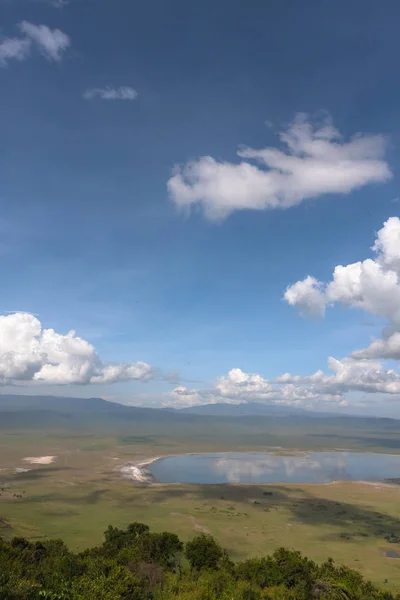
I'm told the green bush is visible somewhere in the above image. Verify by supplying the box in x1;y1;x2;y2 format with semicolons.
185;533;226;571
0;524;398;599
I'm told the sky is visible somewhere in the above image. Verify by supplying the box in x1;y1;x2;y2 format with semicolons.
1;0;400;416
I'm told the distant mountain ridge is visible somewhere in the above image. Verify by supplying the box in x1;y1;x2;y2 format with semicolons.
1;394;399;457
0;394;170;417
0;395;307;417
0;394;397;429
173;401;308;417
0;394;229;431
0;394;122;412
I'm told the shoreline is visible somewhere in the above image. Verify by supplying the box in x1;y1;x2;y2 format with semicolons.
119;450;400;487
118;450;307;485
120;455;165;484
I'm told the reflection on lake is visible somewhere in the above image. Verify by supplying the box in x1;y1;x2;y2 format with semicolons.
148;452;400;484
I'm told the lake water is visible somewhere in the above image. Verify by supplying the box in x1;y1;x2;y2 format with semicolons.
148;452;400;484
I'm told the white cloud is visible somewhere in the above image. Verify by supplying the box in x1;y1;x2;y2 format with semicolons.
83;87;138;101
352;332;400;361
0;312;152;386
285;217;400;360
0;37;31;66
92;363;152;384
0;22;69;66
165;354;400;409
19;21;70;61
166;386;204;407
164;367;343;409
217;366;367;403
278;356;400;396
168;113;391;220
283;275;326;318
215;367;274;398
280;215;400;402
372;215;400;273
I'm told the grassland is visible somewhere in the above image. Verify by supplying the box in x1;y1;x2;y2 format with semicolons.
1;424;400;592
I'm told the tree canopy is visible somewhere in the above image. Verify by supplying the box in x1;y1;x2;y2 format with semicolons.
0;522;398;599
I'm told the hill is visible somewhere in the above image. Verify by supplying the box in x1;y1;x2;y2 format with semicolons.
1;394;400;450
0;394;126;412
0;394;187;429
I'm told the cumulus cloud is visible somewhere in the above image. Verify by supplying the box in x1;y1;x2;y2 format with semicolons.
165;355;400;409
372;215;400;273
0;22;69;66
0;313;152;386
215;367;274;398
166;386;205;407
164;367;343;409
352;333;400;361
285;217;400;361
83;87;138;101
278;356;400;396
215;367;350;404
168;113;391;220
283;275;327;318
276;215;400;405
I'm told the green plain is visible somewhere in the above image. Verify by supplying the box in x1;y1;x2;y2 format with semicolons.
1;421;400;592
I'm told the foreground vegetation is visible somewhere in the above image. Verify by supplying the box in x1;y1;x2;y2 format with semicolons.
1;522;399;599
2;426;400;590
2;401;400;592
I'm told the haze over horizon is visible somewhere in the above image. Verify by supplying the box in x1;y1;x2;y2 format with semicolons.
2;0;400;417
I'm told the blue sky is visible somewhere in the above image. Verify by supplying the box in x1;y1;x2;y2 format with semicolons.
1;0;400;415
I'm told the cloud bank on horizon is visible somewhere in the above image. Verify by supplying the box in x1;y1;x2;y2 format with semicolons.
165;217;400;409
168;113;391;221
2;215;400;412
285;216;400;358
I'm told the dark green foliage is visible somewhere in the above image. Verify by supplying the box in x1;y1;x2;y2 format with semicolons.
101;523;183;568
185;533;226;571
0;524;399;599
236;556;286;588
127;522;150;537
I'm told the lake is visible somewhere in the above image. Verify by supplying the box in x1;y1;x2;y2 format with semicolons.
148;452;400;484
